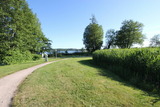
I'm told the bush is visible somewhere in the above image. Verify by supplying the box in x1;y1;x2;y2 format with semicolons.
32;54;41;61
93;48;160;92
2;49;33;65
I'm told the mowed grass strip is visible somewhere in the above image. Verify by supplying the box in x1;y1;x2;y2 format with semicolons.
13;58;160;107
0;58;61;78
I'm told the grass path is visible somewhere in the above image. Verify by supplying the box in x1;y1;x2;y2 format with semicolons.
0;58;61;78
13;57;160;107
0;59;66;107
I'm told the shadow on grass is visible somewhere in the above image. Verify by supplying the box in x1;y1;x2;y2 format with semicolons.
78;59;136;87
78;59;160;105
79;59;124;82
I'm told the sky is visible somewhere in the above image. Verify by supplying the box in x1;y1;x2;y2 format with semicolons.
26;0;160;49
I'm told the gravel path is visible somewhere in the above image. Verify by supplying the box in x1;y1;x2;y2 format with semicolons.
0;59;66;107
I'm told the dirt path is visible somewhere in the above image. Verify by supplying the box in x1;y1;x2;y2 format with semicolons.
0;59;66;107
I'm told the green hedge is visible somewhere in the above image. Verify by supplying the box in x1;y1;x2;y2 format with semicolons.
93;48;160;92
2;49;40;65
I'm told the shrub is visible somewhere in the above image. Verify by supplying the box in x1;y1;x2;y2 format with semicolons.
93;48;160;92
32;54;41;61
2;49;32;65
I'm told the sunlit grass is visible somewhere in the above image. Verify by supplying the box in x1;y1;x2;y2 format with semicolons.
13;57;160;107
0;58;61;78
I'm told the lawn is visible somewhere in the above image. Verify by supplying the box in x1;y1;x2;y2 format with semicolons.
0;58;61;78
13;57;160;107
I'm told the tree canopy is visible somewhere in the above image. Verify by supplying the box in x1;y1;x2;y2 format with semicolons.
0;0;50;64
105;29;117;49
83;15;103;52
150;34;160;47
115;20;145;48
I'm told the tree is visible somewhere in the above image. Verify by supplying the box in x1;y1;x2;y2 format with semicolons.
83;15;103;52
0;0;49;52
105;29;117;49
115;20;145;48
81;47;85;52
65;50;68;54
90;14;97;24
0;0;14;56
150;34;160;47
0;0;50;64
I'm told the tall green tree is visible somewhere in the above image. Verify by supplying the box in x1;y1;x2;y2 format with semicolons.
83;15;103;52
115;20;145;48
0;0;50;64
105;29;117;49
150;34;160;47
0;0;16;62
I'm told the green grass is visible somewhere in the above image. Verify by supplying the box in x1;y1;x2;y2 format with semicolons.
13;57;160;107
0;58;61;78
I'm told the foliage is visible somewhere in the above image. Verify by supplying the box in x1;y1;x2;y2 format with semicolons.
40;40;52;53
150;34;160;47
0;0;50;64
81;47;86;52
32;54;41;61
3;49;32;65
93;48;160;92
83;15;103;53
115;20;145;48
90;14;97;24
105;29;117;49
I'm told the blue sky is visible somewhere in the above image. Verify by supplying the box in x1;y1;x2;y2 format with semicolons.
26;0;160;49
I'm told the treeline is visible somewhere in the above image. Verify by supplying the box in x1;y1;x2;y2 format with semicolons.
105;21;160;49
0;0;50;64
93;48;160;92
105;20;144;49
83;15;160;53
48;48;89;57
83;16;145;53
